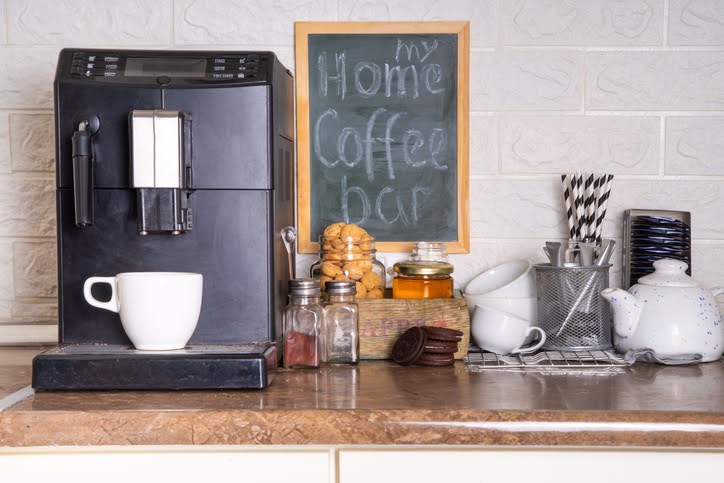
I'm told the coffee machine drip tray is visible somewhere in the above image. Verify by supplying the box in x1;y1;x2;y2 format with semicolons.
32;343;276;391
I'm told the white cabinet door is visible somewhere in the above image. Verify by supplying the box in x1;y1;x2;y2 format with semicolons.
339;448;724;483
0;446;333;483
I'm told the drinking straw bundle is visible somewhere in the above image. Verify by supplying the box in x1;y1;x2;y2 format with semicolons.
560;173;613;243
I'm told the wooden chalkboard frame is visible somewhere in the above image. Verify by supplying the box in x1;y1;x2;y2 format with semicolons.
295;21;470;254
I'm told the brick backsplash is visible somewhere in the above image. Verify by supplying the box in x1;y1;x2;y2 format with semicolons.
0;0;723;342
501;0;665;46
470;51;583;111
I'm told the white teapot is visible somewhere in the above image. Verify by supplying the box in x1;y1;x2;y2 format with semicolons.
601;259;723;362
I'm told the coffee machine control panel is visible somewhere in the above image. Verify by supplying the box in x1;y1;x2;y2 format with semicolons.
63;50;268;84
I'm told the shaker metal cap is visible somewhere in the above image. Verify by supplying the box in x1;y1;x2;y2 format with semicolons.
288;278;321;296
324;280;356;295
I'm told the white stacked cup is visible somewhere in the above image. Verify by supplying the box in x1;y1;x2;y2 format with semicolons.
463;260;540;353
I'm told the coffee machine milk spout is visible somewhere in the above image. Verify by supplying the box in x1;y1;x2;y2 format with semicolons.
130;110;193;235
71;118;98;227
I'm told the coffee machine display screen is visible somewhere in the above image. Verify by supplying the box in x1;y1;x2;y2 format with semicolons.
125;57;207;77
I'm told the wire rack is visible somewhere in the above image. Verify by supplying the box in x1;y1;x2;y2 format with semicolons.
465;349;632;374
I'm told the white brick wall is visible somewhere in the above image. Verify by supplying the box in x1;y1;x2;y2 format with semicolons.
501;0;664;46
0;0;722;343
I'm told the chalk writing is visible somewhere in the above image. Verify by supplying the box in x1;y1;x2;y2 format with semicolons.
308;33;459;242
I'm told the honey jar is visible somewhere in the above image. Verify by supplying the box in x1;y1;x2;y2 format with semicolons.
392;260;454;299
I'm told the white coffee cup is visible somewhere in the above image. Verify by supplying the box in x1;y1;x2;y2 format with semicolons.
471;304;546;355
83;272;203;351
464;260;536;298
463;293;538;324
464;294;540;345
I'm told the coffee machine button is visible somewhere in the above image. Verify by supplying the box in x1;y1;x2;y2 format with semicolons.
157;76;171;85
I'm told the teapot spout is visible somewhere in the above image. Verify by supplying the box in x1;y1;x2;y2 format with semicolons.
601;288;642;339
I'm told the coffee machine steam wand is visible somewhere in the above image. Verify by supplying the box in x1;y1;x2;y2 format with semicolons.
72;119;95;227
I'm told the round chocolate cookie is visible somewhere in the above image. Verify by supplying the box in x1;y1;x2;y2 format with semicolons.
392;326;427;366
422;326;463;342
423;339;459;354
415;352;455;366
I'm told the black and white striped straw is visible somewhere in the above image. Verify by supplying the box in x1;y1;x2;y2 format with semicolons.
587;175;601;239
561;174;575;239
560;172;614;243
594;174;614;243
583;172;595;241
574;172;585;240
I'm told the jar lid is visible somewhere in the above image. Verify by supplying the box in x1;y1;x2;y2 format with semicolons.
288;278;321;296
393;260;454;276
324;280;356;295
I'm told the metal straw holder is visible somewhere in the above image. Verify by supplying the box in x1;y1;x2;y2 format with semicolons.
534;263;612;351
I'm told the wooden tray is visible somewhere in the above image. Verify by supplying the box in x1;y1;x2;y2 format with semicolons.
358;290;470;359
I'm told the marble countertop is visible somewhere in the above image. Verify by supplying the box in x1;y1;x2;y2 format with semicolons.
1;347;723;448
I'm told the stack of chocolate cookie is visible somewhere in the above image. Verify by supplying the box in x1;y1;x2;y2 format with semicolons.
391;326;463;367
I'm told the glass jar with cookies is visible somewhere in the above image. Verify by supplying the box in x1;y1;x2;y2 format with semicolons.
310;222;386;299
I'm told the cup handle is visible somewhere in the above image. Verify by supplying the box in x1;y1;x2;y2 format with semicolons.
83;277;119;313
511;327;547;355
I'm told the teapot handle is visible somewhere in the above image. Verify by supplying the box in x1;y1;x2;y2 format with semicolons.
712;286;724;297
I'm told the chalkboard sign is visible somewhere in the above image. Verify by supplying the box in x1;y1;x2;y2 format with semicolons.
295;22;470;253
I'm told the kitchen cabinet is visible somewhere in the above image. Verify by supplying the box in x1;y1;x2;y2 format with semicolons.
2;446;723;483
0;447;334;483
338;448;724;482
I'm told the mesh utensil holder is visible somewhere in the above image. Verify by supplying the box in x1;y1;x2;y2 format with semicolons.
534;263;612;351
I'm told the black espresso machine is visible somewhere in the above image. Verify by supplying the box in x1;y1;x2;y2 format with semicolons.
32;49;295;390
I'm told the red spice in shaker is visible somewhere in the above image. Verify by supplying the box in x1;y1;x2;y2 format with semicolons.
283;278;323;368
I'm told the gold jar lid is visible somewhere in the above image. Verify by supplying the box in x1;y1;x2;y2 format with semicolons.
393;260;454;276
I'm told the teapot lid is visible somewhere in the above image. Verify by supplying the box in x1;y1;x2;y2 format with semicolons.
638;259;698;288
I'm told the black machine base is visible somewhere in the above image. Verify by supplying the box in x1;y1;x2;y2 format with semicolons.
32;343;276;390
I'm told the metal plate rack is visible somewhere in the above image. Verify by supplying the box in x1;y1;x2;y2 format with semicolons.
465;349;633;374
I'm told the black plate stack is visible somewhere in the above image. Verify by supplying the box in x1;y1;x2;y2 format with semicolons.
624;210;691;288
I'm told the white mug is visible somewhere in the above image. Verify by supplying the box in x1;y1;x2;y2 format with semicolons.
471;304;546;355
84;272;203;351
463;293;538;324
464;260;536;298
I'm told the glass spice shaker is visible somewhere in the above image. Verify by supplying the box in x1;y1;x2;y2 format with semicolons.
322;280;360;364
283;278;324;368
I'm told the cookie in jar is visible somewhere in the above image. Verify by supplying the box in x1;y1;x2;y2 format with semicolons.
310;222;386;299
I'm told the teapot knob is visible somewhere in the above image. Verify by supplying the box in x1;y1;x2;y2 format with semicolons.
652;258;688;274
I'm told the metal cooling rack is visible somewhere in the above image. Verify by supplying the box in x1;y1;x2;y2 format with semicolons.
465;349;632;373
